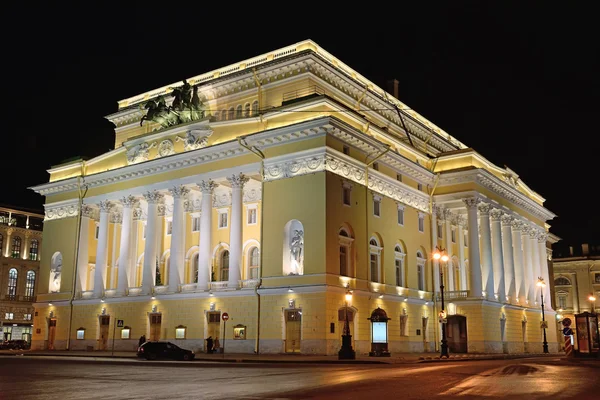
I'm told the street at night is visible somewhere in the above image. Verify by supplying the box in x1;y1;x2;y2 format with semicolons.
0;356;598;399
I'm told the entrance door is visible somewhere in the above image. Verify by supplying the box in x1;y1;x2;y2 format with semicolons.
207;312;221;339
149;314;162;341
447;315;468;353
285;310;302;353
48;319;57;350
99;316;110;350
338;307;355;349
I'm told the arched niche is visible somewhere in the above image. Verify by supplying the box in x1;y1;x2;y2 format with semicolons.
283;220;304;276
49;251;63;293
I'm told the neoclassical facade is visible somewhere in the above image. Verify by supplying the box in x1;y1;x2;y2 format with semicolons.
0;207;43;343
30;40;559;354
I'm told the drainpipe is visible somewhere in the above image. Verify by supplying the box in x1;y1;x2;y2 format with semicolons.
364;143;390;291
237;136;265;354
66;161;88;350
428;173;440;352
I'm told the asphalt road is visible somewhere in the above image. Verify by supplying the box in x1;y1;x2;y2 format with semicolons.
0;356;598;399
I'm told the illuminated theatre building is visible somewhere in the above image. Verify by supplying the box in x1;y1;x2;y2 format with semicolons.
30;40;559;354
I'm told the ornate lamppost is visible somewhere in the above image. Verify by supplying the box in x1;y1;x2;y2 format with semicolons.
537;277;549;353
433;245;450;359
338;285;355;360
589;294;597;313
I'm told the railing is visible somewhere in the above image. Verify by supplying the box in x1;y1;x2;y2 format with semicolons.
181;283;198;292
282;85;324;103
210;281;229;290
436;290;470;302
81;291;94;299
4;294;17;301
154;286;169;294
104;289;117;298
128;287;143;296
241;279;260;289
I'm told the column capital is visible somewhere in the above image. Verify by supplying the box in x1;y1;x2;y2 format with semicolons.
511;219;524;231
111;211;123;224
227;173;250;189
198;179;218;194
157;203;167;217
120;195;138;208
478;202;492;215
537;232;548;243
133;206;145;221
462;197;480;210
169;185;190;198
457;215;467;228
81;204;97;219
143;190;164;204
98;200;113;213
528;229;538;239
490;208;503;221
501;214;513;226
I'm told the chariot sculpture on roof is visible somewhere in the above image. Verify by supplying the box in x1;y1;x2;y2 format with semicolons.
140;80;205;128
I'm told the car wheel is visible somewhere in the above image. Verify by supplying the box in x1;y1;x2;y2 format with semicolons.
182;354;191;361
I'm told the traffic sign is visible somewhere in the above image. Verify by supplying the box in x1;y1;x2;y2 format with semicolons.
540;321;548;329
563;327;573;336
562;317;572;327
117;319;124;327
222;313;229;321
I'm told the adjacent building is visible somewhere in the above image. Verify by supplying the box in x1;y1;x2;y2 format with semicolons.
0;206;44;343
29;40;559;354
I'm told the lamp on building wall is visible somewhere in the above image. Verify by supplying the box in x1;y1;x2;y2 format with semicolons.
433;245;450;359
536;277;549;354
589;294;597;313
338;285;355;360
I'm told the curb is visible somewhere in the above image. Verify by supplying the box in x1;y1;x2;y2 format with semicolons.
417;354;559;363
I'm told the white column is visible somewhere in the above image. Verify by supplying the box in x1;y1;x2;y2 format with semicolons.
168;185;189;292
142;191;163;294
490;208;506;303
443;209;455;291
463;198;482;297
431;205;440;292
511;220;526;304
529;230;541;305
537;233;552;309
227;173;249;288
501;214;516;303
197;180;217;290
457;217;468;291
77;205;93;292
110;213;121;289
522;227;535;304
93;200;112;297
117;196;136;295
478;202;495;300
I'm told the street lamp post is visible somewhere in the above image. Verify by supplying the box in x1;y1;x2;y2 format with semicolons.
589;294;597;313
338;285;355;360
537;277;549;354
433;246;450;359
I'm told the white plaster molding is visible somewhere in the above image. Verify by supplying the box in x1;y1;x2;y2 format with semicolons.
126;141;157;165
243;187;262;203
176;129;213;151
157;139;175;157
43;199;80;221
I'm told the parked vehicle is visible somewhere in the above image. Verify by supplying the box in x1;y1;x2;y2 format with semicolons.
137;341;195;361
0;340;30;350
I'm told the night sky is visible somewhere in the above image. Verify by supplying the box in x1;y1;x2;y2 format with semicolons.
2;3;598;246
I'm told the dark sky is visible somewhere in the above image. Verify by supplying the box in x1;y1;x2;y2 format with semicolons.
2;3;598;246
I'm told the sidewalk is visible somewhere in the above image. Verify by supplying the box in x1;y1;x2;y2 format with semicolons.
0;349;561;364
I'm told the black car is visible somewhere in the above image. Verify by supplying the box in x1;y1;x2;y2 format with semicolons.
137;341;195;361
0;340;30;350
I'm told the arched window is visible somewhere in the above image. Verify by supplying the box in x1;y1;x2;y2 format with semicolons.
228;107;234;120
416;251;426;291
25;271;35;300
12;237;22;258
192;253;199;283
369;236;382;283
394;244;406;287
235;104;243;119
339;228;354;277
251;100;259;115
7;268;18;300
248;247;260;279
220;250;230;281
243;103;250;117
220;109;228;121
29;239;39;261
554;276;571;286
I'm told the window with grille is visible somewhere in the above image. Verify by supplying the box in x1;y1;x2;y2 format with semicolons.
417;264;424;291
249;247;260;279
243;103;250;117
7;268;17;300
208;312;221;323
25;270;35;300
192;217;200;232
12;237;21;258
235;105;243;119
219;212;228;228
373;199;381;217
418;214;424;232
451;228;456;243
29;239;39;261
340;246;348;276
251;100;259;116
397;207;404;225
395;259;403;287
287;311;301;321
558;295;567;310
220;251;229;281
167;220;173;235
247;208;257;225
343;187;351;206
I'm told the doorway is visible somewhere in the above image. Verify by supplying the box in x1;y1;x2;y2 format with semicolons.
98;316;110;350
48;318;57;350
149;314;162;341
446;315;468;353
285;310;302;353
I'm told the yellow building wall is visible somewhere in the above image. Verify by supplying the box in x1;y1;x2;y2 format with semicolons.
38;217;78;296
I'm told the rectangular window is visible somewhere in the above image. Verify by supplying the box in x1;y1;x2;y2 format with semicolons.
418;183;423;191
397;208;404;226
400;315;408;336
558;296;567;310
95;225;100;240
24;314;32;321
340;246;348;276
121;328;131;339
437;224;443;239
373;200;381;217
343;145;350;155
5;313;14;320
175;327;186;339
370;254;379;283
219;212;228;228
417;265;424;290
167;220;173;235
418;215;424;232
208;312;221;323
192;217;200;232
247;208;257;225
396;173;402;182
373;162;379;171
451;228;456;243
76;329;85;340
343;187;351;206
395;259;403;287
2;327;12;341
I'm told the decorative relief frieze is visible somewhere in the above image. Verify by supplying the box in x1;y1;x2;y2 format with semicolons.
44;201;79;221
243;188;262;203
157;139;175;157
213;191;232;208
126;142;157;165
176;129;212;151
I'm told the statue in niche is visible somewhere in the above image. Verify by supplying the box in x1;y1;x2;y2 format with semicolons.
49;253;63;293
289;230;304;275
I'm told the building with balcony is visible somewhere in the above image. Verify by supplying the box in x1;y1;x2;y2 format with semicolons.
0;206;43;343
29;40;559;354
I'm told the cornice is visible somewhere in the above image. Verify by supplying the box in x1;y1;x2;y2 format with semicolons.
437;169;555;221
43;198;80;221
263;146;430;213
